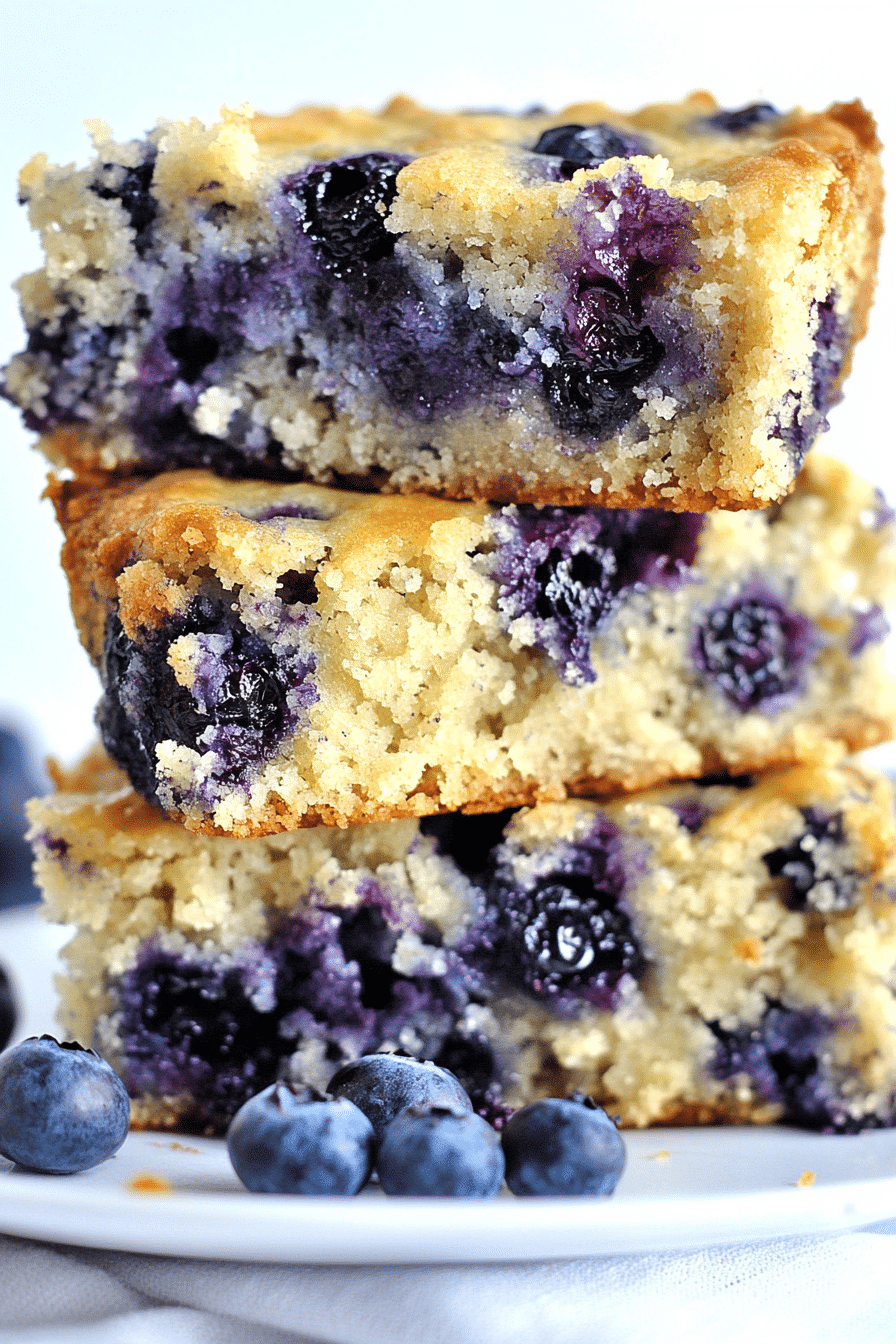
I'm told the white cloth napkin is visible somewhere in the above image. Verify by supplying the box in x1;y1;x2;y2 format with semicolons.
3;1223;896;1344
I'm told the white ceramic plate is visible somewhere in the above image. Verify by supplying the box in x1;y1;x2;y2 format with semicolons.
3;906;896;1263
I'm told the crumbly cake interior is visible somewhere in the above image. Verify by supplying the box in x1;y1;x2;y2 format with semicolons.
3;93;882;508
29;748;896;1135
51;453;896;835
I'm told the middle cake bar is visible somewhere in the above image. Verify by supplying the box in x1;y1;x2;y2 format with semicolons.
51;452;896;836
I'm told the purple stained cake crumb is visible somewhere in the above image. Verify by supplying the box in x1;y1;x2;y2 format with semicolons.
463;816;645;1015
97;591;318;809
670;799;714;833
692;583;818;711
849;603;890;656
114;886;499;1134
707;1001;883;1133
493;505;703;684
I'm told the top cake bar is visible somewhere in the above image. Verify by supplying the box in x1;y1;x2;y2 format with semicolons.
2;94;883;509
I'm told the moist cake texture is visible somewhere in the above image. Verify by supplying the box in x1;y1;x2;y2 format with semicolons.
29;748;896;1135
50;453;896;835
2;94;883;509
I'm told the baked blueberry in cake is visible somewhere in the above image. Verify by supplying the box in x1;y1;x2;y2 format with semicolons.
3;94;882;508
49;453;896;836
28;748;896;1134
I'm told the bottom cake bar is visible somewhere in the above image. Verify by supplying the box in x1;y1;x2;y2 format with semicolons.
28;747;896;1135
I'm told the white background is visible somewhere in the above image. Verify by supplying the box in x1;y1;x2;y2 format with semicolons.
1;0;893;771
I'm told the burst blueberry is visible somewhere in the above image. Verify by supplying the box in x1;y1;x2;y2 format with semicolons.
707;1001;859;1131
376;1102;504;1197
762;809;859;912
98;594;316;809
501;1093;626;1196
226;1081;376;1194
466;818;645;1013
328;1053;472;1145
286;154;408;280
0;1036;130;1174
493;505;702;685
694;590;816;710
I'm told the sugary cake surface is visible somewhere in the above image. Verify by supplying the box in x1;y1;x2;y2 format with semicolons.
29;748;896;1134
50;453;896;835
3;94;882;508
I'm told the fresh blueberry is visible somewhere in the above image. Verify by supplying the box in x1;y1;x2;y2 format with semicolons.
0;1036;130;1174
227;1081;376;1194
702;103;780;134
376;1102;504;1196
501;1094;625;1196
328;1054;472;1145
286;154;408;280
532;123;648;177
0;967;15;1052
693;591;816;710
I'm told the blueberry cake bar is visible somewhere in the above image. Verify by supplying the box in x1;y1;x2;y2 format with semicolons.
50;453;896;836
29;748;896;1134
3;94;882;509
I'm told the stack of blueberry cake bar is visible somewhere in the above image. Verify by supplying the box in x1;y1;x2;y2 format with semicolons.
9;91;896;1135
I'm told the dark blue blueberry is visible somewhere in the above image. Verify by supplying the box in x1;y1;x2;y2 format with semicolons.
0;967;15;1052
466;817;644;1013
693;589;816;711
0;1036;130;1174
543;283;663;438
501;1094;626;1196
702;103;780;134
494;506;702;684
328;1053;471;1145
532;123;649;177
226;1081;375;1195
708;1001;863;1131
285;154;408;280
762;809;859;912
376;1102;504;1196
97;594;316;809
91;152;158;254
